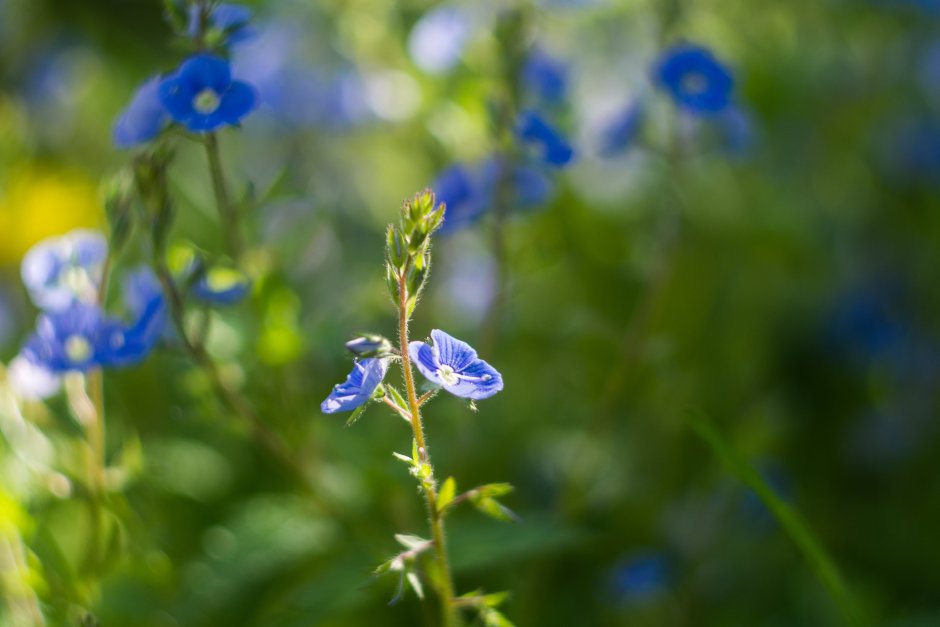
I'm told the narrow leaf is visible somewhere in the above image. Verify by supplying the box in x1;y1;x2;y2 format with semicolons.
345;402;370;427
438;477;457;514
394;533;430;550
477;483;515;499
406;572;425;600
386;385;408;411
472;497;521;523
392;452;413;465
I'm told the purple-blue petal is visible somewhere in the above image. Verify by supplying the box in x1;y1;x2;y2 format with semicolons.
409;341;443;385
516;110;574;167
113;76;169;148
159;75;199;120
321;358;388;414
653;44;734;115
218;80;257;123
444;357;503;400
177;54;232;93
430;329;478;371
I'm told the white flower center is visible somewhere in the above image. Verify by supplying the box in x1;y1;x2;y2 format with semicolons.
437;364;459;386
65;335;93;364
194;88;221;114
680;72;708;95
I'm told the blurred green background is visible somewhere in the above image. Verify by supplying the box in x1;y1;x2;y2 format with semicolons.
1;0;939;625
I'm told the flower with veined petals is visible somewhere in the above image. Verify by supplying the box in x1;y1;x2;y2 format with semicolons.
408;329;503;400
653;44;734;115
159;54;257;132
321;358;389;414
21;229;107;312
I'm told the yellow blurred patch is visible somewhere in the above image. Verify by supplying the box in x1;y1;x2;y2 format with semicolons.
0;168;102;266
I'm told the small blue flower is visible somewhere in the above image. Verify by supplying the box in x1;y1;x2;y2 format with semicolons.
191;266;251;305
408;329;503;400
610;551;670;605
23;304;132;373
113;76;169;148
517;110;574;167
653;44;734;115
321;358;389;414
159;54;257;132
599;102;644;157
188;3;255;46
21;229;108;312
522;49;568;105
433;165;489;233
123;267;171;345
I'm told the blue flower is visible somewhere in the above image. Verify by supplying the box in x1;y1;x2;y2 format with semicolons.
610;551;670;604
433;165;489;233
21;229;108;312
123;267;170;345
113;76;169;148
516;110;575;167
159;54;257;132
408;329;503;400
192;266;251;305
22;304;135;373
653;44;734;115
321;358;389;414
522;49;568;105
599;102;644;157
187;3;255;46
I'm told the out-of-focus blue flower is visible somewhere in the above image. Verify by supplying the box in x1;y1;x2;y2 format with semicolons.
522;49;568;105
192;266;251;305
523;49;568;105
21;229;108;312
610;551;670;604
321;358;389;414
599;102;644;157
7;355;61;400
187;3;255;46
22;305;133;373
159;54;257;132
434;158;554;234
123;267;170;344
517;110;575;167
715;105;754;155
408;5;472;75
653;44;734;115
114;76;169;148
409;329;503;400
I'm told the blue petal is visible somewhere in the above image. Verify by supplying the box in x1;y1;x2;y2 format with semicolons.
184;110;229;132
522;49;568;105
443;357;503;400
159;75;199;121
653;44;734;115
600;103;644;157
177;54;232;93
409;341;444;385
113;76;168;148
21;229;107;311
321;358;388;414
516;110;574;167
430;329;478;371
218;80;257;123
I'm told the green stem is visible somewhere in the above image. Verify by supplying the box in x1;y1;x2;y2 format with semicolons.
397;268;458;627
204;132;242;258
686;412;868;627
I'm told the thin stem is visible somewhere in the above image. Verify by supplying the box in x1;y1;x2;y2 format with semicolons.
204;132;243;258
687;412;869;627
382;396;411;420
397;268;458;627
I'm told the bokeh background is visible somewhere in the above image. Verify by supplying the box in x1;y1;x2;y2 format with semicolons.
1;0;939;625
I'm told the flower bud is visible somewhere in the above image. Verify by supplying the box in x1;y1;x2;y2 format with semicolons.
345;334;394;358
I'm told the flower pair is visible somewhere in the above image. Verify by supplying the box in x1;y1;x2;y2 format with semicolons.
321;330;503;414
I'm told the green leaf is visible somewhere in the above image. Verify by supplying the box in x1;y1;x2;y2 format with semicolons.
483;591;511;608
412;438;420;463
345;402;369;427
437;477;457;514
483;609;515;627
392;452;413;465
394;534;430;550
472;497;520;523
477;483;515;499
386;385;408;411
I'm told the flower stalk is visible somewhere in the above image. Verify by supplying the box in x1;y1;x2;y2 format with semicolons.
204;132;243;258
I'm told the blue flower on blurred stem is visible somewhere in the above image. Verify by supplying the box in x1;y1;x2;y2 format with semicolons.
21;229;107;312
124;267;171;342
192;266;251;305
187;3;255;46
653;44;734;115
159;54;257;132
22;305;138;373
434;165;488;232
610;551;670;604
517;109;575;167
408;5;472;75
321;358;389;414
409;329;503;400
522;49;568;105
113;76;169;148
599;102;644;157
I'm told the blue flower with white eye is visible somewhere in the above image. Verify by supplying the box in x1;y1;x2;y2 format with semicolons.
159;54;257;132
187;3;255;46
113;76;169;148
22;304;131;373
21;229;107;312
516;110;574;167
192;266;251;305
522;49;568;105
321;358;389;414
600;102;644;157
653;44;734;115
408;329;503;400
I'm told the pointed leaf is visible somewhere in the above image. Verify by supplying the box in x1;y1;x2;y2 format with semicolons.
472;497;521;523
438;477;457;514
477;483;515;499
483;609;516;627
392;452;413;465
406;571;425;600
394;533;430;550
386;385;408;411
345;402;370;427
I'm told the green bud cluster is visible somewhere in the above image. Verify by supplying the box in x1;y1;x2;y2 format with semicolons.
385;190;445;316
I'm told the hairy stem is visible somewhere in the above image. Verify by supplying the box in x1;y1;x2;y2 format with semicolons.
397;270;458;627
204;132;242;258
